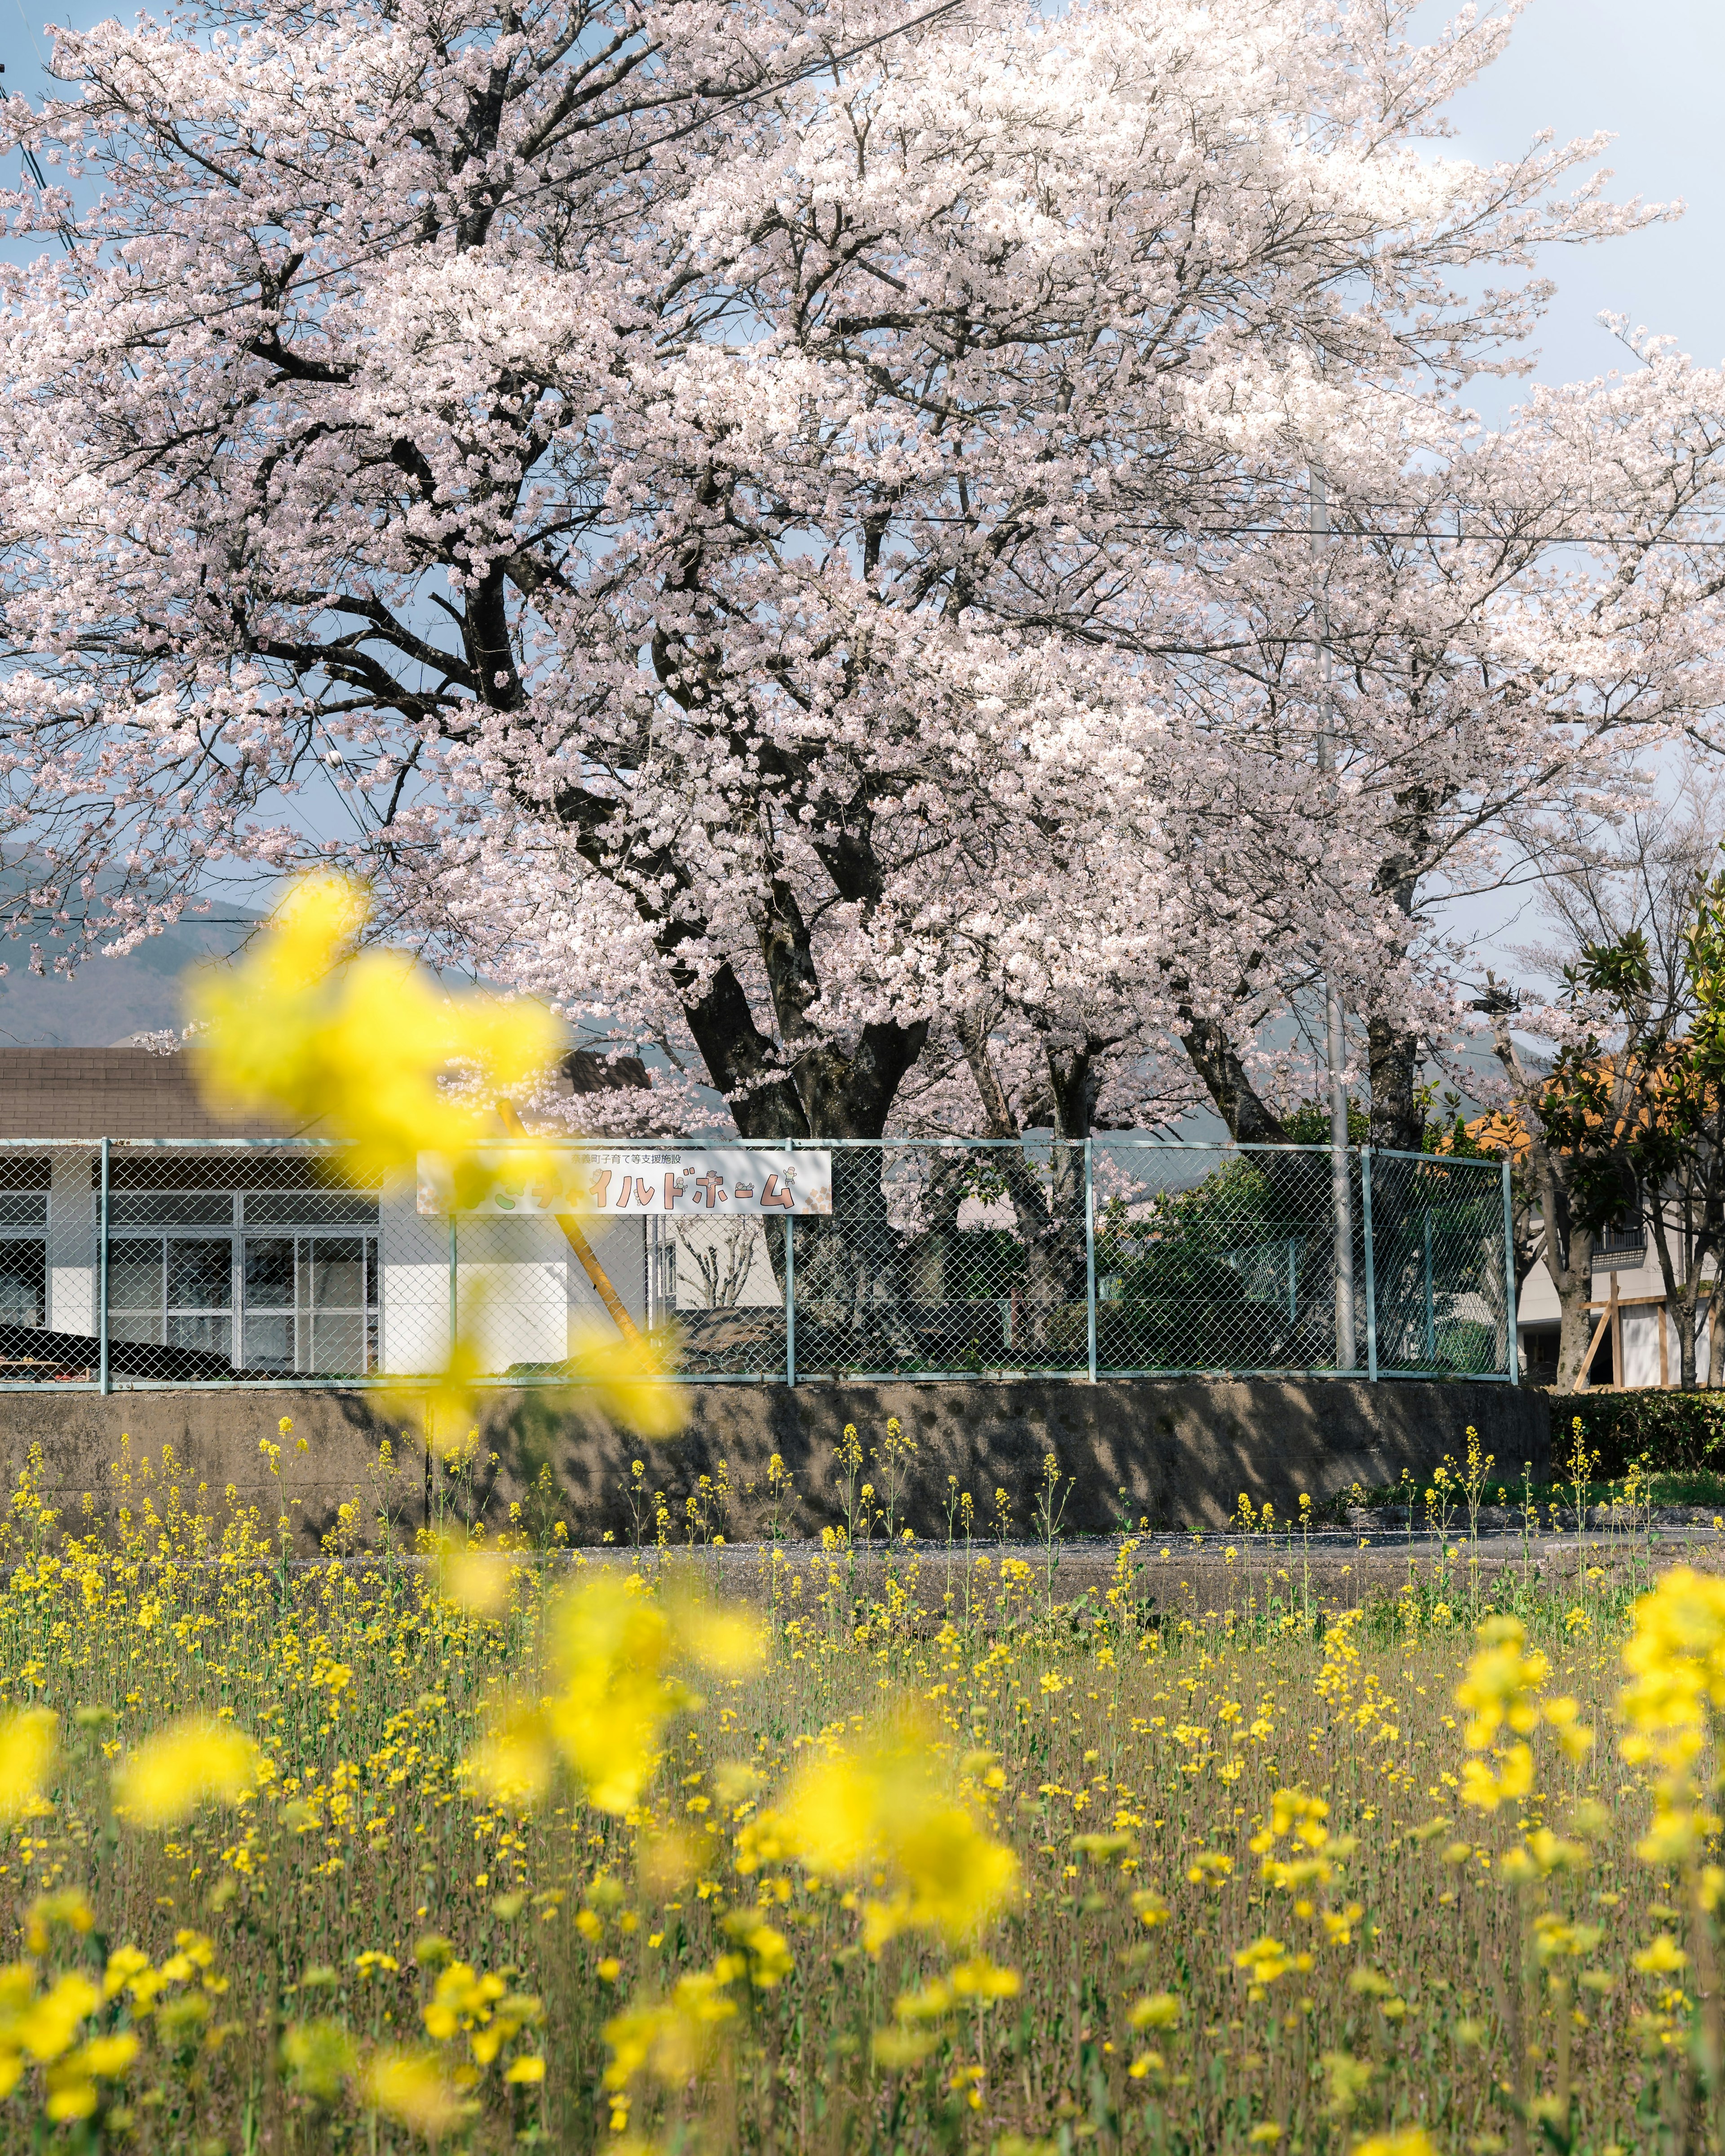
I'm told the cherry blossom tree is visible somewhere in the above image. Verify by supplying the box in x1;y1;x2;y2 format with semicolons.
2;0;1725;1162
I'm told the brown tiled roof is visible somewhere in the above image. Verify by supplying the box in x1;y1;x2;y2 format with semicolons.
0;1043;650;1142
0;1050;307;1140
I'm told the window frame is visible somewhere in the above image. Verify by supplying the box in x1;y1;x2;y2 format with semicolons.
103;1189;380;1373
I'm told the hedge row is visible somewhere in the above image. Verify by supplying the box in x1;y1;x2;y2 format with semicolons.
1547;1387;1725;1478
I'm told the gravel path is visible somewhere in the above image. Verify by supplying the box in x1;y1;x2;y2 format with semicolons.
247;1514;1725;1616
411;1515;1725;1613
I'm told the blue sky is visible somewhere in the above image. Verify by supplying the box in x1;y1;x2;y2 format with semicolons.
1417;0;1725;405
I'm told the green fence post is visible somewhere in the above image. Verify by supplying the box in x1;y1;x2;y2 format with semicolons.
1423;1209;1435;1367
98;1136;110;1396
1502;1154;1519;1383
1360;1146;1378;1382
785;1212;796;1387
1084;1138;1097;1383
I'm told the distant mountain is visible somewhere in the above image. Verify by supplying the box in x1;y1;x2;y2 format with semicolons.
0;896;260;1047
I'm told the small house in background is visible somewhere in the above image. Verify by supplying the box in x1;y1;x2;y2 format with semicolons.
0;1046;786;1383
1516;1201;1716;1389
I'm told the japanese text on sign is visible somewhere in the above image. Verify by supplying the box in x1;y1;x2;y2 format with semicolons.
418;1147;832;1217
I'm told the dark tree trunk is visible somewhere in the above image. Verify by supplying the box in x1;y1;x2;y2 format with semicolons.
1176;1006;1291;1145
1367;1011;1423;1153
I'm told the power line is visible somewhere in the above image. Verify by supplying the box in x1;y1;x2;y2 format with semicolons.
884;510;1725;548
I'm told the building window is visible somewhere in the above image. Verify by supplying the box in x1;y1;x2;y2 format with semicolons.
0;1193;46;1328
1598;1216;1645;1258
106;1190;379;1373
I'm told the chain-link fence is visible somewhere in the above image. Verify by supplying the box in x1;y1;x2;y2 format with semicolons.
1089;1141;1512;1381
0;1136;1514;1388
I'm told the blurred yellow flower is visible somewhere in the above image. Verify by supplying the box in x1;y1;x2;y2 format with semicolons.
949;1957;1020;2000
463;1702;557;1810
603;1970;737;2094
1455;1616;1549;1749
363;2049;473;2134
543;1579;681;1814
872;2023;941;2069
1617;1566;1725;1861
1128;1992;1181;2030
1632;1933;1688;1975
282;2019;358;2104
466;1576;758;1816
23;1891;94;1955
0;1707;57;1824
113;1719;261;1828
781;1725;1018;1951
188;871;563;1196
664;1591;765;1677
1234;1935;1294;1988
432;1535;522;1617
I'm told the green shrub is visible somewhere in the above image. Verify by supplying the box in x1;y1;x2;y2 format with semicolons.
1550;1387;1725;1477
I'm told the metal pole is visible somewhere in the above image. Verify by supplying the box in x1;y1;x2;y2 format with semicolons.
97;1136;110;1395
785;1213;796;1387
1311;466;1356;1368
448;1212;459;1362
1423;1210;1435;1367
1502;1155;1520;1383
1084;1138;1098;1383
1361;1145;1377;1382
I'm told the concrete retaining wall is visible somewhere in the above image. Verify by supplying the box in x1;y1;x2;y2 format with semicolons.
0;1376;1547;1548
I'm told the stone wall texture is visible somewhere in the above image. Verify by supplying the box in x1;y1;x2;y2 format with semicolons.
0;1376;1547;1548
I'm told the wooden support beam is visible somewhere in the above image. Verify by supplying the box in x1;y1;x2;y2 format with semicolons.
495;1101;643;1347
1576;1277;1618;1392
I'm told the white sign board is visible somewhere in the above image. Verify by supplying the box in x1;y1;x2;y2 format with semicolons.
419;1147;833;1217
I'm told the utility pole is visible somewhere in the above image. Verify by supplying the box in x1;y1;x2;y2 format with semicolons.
1311;467;1357;1369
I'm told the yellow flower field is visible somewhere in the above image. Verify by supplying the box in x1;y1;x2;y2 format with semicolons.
0;866;1702;2152
0;1439;1718;2156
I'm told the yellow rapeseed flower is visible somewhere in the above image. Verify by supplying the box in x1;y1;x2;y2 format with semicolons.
0;1966;105;2106
1234;1935;1295;1988
188;871;563;1196
1128;1993;1181;2030
0;1708;57;1824
23;1891;95;1955
432;1535;523;1617
781;1725;1018;1952
542;1579;681;1814
466;1576;756;1816
363;2049;473;2134
1454;1616;1549;1749
1617;1565;1725;1860
1352;2133;1439;2156
282;2019;358;2104
603;1970;737;2093
113;1719;261;1828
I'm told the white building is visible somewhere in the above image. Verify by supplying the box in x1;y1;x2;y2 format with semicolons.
1517;1209;1715;1389
0;1047;783;1383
